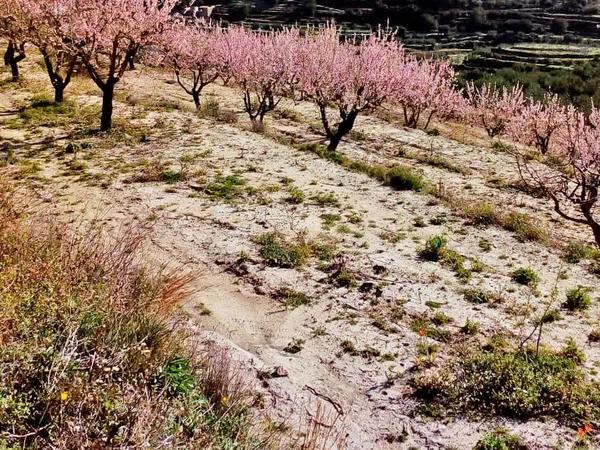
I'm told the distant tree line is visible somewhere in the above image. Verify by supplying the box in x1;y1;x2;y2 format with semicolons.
459;60;600;112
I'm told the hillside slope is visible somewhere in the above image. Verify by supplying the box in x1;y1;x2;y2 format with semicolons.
2;58;599;449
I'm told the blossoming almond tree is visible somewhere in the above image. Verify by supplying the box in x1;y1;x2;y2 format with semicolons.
218;27;300;128
63;0;176;131
466;83;525;139
395;58;463;130
156;24;222;110
297;26;403;151
508;93;568;155
16;0;79;103
513;105;600;246
0;0;29;82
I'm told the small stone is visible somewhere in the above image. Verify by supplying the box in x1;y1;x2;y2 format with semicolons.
272;366;288;378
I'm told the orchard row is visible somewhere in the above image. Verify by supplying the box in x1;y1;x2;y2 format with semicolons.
1;0;599;246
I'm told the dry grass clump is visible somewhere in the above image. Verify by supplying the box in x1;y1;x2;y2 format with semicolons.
0;183;267;449
296;143;426;193
444;195;549;244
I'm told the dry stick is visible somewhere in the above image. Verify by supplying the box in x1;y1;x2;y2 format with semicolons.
518;269;562;355
304;385;344;416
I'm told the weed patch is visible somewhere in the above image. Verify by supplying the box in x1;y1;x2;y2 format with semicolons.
413;341;600;426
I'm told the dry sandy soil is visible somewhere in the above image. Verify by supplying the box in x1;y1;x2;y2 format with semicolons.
1;58;599;450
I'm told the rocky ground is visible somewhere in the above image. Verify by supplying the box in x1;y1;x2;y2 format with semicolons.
1;58;599;449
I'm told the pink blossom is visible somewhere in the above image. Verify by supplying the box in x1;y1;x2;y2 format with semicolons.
508;93;568;154
297;24;404;151
153;23;223;109
466;82;525;138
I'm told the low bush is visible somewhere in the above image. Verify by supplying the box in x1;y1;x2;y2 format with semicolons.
563;241;596;264
385;165;425;191
464;201;498;226
464;289;490;304
255;232;306;268
511;267;540;287
413;341;600;426
565;287;593;311
206;174;246;201
419;235;471;280
275;287;311;308
419;234;448;261
461;319;479;335
286;185;305;204
503;212;548;243
473;429;527;450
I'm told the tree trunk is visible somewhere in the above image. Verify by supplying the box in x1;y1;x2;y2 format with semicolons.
100;82;115;132
127;54;135;70
327;134;343;152
327;110;359;152
591;220;600;248
54;84;65;103
192;90;201;110
424;111;435;131
4;43;21;82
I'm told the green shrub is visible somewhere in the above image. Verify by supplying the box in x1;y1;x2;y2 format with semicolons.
198;98;220;119
320;213;341;229
441;249;472;282
561;338;586;364
286;186;305;204
511;267;540;287
311;192;340;206
563;241;594;264
464;289;490;304
465;202;498;226
385;166;424;191
162;357;196;395
419;234;448;261
539;309;561;324
461;319;479;335
160;169;183;184
565;287;592;311
414;343;600;426
275;287;311;308
206;175;246;201
254;232;308;268
432;311;453;325
473;429;527;450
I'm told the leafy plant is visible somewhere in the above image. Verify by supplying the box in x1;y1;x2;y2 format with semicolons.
565;287;592;311
511;267;540;286
414;342;600;426
206;175;246;201
255;233;307;268
473;429;527;450
419;234;448;261
386;166;425;191
286;186;305;204
163;357;196;395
